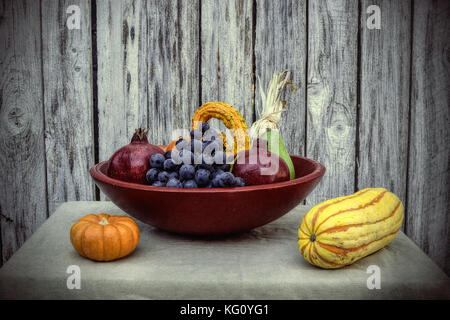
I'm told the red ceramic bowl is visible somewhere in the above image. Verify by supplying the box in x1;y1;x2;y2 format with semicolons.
90;156;325;235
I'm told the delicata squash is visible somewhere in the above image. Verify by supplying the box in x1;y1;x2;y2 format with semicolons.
298;188;404;269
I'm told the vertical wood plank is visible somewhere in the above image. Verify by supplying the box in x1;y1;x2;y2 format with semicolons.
97;0;149;199
306;0;358;203
97;0;149;160
147;0;200;144
0;0;47;264
41;0;95;214
358;0;411;210
201;0;254;129
407;0;450;275
254;0;307;155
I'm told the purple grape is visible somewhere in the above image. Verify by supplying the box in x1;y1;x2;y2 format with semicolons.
234;177;245;187
211;169;224;180
168;171;179;180
211;176;223;188
164;150;174;159
146;168;159;184
152;181;165;187
158;171;170;183
180;164;195;180
178;149;194;164
150;153;165;169
182;180;198;188
166;178;182;188
200;121;210;134
195;168;211;187
175;138;189;150
163;158;178;171
218;172;234;187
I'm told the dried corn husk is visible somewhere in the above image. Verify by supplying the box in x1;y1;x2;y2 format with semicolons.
250;70;295;140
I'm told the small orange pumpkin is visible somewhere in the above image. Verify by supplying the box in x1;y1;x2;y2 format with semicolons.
70;214;140;262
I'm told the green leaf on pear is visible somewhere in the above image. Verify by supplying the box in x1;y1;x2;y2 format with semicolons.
260;129;295;180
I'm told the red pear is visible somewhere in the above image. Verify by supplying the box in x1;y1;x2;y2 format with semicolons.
232;142;290;186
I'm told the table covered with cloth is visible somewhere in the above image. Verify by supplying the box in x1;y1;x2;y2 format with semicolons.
0;202;448;299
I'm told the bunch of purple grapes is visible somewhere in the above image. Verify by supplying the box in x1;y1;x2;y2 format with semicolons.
146;122;245;188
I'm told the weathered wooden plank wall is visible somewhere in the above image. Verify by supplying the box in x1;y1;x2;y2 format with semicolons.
201;0;254;131
96;0;150;199
358;0;411;224
147;0;199;144
41;0;95;214
0;0;448;275
0;0;48;265
406;0;449;276
306;0;358;203
255;0;307;157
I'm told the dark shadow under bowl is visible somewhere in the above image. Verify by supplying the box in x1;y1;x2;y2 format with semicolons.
90;155;325;235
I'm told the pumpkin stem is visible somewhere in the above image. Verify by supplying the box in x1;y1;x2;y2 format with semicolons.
309;234;316;242
99;217;109;226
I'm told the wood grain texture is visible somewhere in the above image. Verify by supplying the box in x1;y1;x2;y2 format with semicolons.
147;0;200;144
41;0;95;214
0;0;47;264
97;0;149;199
407;0;450;275
201;0;254;131
97;0;149;161
0;0;448;277
358;0;411;210
254;0;307;156
306;0;358;204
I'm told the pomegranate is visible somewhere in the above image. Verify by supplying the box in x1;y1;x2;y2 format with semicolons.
107;128;164;184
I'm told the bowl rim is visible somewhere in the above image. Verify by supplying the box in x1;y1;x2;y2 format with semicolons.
90;155;326;193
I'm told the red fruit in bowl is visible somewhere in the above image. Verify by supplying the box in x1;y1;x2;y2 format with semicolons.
107;128;164;184
232;144;290;186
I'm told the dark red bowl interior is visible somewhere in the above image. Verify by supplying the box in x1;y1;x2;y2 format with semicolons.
90;155;325;235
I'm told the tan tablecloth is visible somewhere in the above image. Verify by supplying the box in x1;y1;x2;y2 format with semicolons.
0;201;448;299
